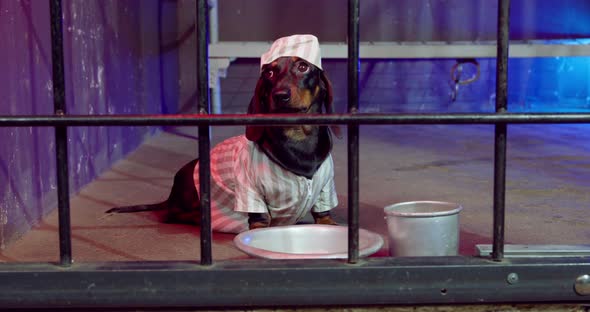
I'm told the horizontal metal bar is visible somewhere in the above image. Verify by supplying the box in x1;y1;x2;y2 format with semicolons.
210;40;590;59
477;244;590;258
0;257;588;308
2;113;590;127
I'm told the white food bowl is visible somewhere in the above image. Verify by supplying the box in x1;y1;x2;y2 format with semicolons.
233;224;384;259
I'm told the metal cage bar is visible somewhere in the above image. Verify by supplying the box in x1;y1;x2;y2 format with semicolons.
49;0;72;267
196;0;213;266
0;257;589;307
491;0;511;262
3;112;590;127
347;0;360;264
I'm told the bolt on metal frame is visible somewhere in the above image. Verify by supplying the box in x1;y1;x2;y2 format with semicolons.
0;0;589;308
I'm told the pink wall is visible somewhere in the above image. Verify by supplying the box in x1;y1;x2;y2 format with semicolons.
0;0;180;248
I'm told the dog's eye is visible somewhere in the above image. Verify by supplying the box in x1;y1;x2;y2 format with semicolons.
263;70;274;79
297;62;309;73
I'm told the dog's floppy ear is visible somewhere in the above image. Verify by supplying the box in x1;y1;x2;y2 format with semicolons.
245;77;267;142
320;71;342;139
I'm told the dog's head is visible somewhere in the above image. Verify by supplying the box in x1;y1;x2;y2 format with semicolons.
245;56;339;142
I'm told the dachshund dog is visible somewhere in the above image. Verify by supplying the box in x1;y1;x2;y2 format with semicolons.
106;55;340;233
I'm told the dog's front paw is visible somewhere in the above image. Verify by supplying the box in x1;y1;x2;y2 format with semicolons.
312;210;338;225
249;221;269;230
248;212;269;230
314;215;338;226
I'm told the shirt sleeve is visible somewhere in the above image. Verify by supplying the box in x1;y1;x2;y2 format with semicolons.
312;155;338;213
233;141;267;214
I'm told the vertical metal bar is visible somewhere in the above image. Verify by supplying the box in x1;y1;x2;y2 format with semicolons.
49;0;72;266
347;0;360;264
197;0;212;265
492;0;511;261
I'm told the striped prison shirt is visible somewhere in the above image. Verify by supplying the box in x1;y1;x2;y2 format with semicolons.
192;135;338;234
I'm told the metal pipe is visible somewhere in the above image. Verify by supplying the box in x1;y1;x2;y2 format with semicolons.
347;0;360;264
3;112;590;127
492;0;511;261
197;0;212;266
208;41;590;59
208;0;219;44
49;0;72;267
208;0;222;114
211;76;222;114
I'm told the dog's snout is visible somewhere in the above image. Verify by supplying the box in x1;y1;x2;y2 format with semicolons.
272;89;291;104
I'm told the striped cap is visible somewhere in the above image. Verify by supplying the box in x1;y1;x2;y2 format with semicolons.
260;34;322;70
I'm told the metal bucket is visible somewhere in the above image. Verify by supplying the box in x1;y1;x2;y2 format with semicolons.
384;201;462;257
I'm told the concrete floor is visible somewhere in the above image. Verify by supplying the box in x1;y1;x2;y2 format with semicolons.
1;121;590;262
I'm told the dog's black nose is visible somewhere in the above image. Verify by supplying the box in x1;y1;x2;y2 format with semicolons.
272;89;291;104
